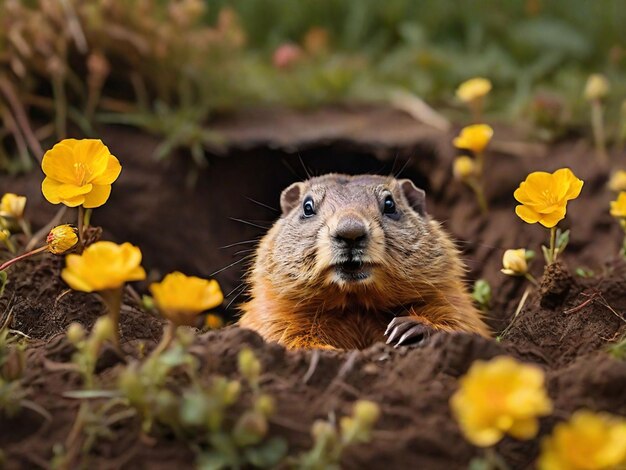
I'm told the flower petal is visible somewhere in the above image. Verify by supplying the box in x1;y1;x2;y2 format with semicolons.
538;207;566;228
515;205;541;224
91;154;122;185
74;139;110;178
42;140;82;184
82;184;112;208
508;418;539;440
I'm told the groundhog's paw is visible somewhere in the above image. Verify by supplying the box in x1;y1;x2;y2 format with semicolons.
384;316;435;348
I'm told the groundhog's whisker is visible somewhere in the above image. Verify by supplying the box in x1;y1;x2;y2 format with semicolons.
225;284;248;310
245;197;279;213
210;255;254;277
232;248;256;257
218;239;261;250
229;217;271;230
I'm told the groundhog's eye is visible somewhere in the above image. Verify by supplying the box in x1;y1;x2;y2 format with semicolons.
303;196;315;217
383;195;397;215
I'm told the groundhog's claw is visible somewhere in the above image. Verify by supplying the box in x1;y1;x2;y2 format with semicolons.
385;316;434;348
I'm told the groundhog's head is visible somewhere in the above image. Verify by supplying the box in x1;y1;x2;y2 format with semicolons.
258;174;452;308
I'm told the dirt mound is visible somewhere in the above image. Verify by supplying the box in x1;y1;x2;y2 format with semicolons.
1;111;626;468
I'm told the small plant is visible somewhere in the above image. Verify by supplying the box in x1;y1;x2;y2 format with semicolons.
456;77;492;123
452;124;493;214
41;139;121;248
584;73;610;166
450;356;552;469
472;279;492;312
514;168;583;266
607;334;626;360
292;400;381;470
61;241;147;347
610;192;626;258
537;410;626;470
66;317;116;389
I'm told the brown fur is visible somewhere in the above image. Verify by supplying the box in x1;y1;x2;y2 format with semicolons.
239;174;490;349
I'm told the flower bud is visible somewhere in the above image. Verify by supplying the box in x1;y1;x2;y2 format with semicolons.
453;156;477;181
254;394;275;417
0;229;9;243
456;77;492;103
1;347;25;381
91;316;115;343
584;74;610;101
311;420;337;441
353;400;381;426
0;193;26;219
233;410;268;446
47;225;78;254
608;171;626;192
501;249;529;276
273;43;303;69
238;347;261;386
67;322;86;344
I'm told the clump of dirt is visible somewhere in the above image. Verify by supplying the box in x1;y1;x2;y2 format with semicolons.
1;111;626;468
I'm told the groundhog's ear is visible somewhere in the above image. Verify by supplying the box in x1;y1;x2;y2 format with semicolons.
399;179;426;216
280;182;304;215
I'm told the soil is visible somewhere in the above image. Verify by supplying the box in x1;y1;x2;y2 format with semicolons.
1;106;626;469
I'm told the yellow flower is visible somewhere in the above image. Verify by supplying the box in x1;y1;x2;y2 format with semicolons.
62;241;146;292
456;78;492;103
450;356;552;447
538;410;626;470
41;139;121;208
610;192;626;218
453;124;494;154
453;156;477;181
0;193;26;219
514;168;583;228
150;272;223;326
584;74;610;101
501;249;528;276
608;171;626;192
46;225;78;254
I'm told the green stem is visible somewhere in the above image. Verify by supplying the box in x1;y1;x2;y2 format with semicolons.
0;245;48;271
549;226;557;264
469;98;483;124
524;273;539;287
467;178;489;215
591;100;608;167
77;206;84;252
18;218;32;240
484;447;509;470
150;322;178;358
99;287;123;349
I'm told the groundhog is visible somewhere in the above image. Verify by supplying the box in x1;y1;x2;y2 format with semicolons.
238;174;490;350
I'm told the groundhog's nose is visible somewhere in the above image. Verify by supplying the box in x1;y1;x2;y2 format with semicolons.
334;216;368;246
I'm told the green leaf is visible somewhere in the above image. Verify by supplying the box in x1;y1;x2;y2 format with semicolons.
472;279;492;310
556;229;570;251
0;271;7;298
525;250;536;261
244;438;288;468
541;245;551;264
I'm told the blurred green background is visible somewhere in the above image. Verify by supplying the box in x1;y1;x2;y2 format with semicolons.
1;0;625;170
